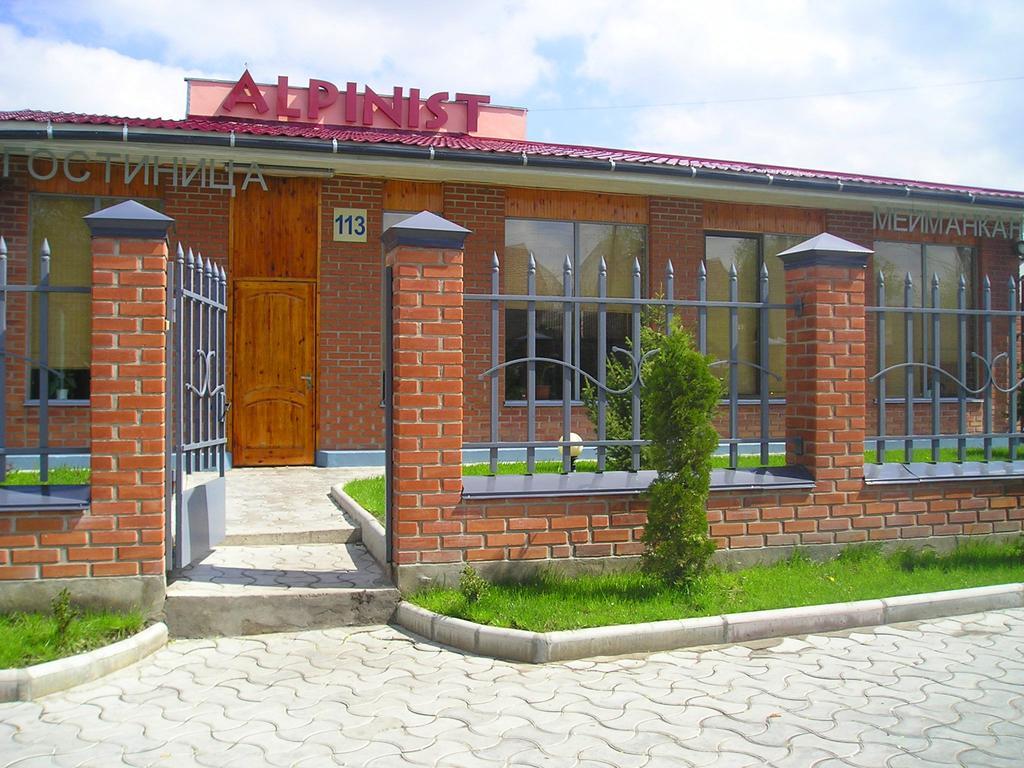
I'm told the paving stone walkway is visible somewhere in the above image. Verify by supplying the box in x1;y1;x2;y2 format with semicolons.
221;466;378;544
2;608;1023;767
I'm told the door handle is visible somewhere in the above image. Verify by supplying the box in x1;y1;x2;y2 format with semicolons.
300;373;313;391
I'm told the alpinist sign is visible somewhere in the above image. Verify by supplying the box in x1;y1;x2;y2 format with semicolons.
192;71;492;133
185;71;526;139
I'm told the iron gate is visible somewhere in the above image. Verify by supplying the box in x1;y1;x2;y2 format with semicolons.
166;245;229;571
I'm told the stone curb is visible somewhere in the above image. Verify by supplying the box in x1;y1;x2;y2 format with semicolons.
0;622;168;702
330;485;387;570
394;583;1024;663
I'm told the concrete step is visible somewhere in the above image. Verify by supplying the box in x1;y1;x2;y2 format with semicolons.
221;523;360;546
164;542;399;637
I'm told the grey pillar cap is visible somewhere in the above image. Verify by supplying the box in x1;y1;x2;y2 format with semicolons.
382;211;471;251
777;232;873;270
84;200;174;239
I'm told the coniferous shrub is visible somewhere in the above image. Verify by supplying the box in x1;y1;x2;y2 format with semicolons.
640;323;722;585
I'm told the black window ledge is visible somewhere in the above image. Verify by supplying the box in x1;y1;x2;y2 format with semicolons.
461;466;814;500
864;461;1024;485
0;485;90;512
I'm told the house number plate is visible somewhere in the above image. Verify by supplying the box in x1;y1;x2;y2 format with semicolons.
333;208;368;242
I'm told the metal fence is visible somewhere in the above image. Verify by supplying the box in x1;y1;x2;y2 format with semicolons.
166;244;228;570
868;270;1024;464
464;254;794;474
0;236;89;481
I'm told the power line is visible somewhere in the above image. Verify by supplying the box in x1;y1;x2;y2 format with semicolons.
530;74;1024;113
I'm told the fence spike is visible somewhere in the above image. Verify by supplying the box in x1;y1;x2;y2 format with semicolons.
491;251;499;271
40;238;51;261
204;255;213;276
931;272;939;289
218;264;227;283
176;243;185;264
599;255;607;277
983;273;991;293
186;247;195;267
760;261;769;279
877;269;885;288
729;262;737;280
665;258;674;278
1009;274;1017;293
528;252;536;275
698;260;706;277
904;271;913;290
563;253;572;274
0;236;6;258
633;256;641;276
958;273;966;289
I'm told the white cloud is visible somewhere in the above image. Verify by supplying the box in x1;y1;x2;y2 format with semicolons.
0;0;1020;189
5;0;564;99
0;24;195;116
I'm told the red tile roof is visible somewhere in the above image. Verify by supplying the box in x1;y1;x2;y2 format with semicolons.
2;109;1022;201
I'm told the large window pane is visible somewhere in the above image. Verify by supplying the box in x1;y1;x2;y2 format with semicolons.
926;245;975;396
503;220;646;401
873;241;975;399
28;197;94;401
505;221;573;400
875;242;923;398
577;224;645;396
763;235;803;397
705;236;758;395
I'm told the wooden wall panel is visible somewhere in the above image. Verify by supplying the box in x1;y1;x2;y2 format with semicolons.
704;202;824;235
231;177;319;280
383;180;443;212
506;188;647;224
28;162;157;198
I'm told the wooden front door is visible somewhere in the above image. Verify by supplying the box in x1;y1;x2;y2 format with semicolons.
231;178;319;465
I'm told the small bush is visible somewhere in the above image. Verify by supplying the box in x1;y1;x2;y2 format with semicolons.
458;565;489;604
51;588;77;647
640;323;723;586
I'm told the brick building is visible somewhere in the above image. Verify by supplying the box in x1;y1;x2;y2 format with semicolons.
1;72;1021;471
1;73;1023;596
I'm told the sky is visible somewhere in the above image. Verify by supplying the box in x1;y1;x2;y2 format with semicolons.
0;0;1021;191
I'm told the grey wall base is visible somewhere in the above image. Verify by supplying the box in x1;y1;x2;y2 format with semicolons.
0;575;165;617
392;531;1023;592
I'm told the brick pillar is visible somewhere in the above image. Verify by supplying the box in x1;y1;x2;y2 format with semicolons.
384;212;471;568
85;201;174;582
780;233;873;489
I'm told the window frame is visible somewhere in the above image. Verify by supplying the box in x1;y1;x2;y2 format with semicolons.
25;193;162;406
503;217;649;405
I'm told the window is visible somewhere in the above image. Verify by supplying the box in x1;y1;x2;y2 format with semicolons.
27;195;161;403
503;219;646;401
704;233;802;397
873;241;976;397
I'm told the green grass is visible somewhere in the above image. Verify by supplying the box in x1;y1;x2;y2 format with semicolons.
344;445;1024;524
871;446;1015;464
344;456;787;523
0;467;90;486
411;539;1024;632
0;609;143;668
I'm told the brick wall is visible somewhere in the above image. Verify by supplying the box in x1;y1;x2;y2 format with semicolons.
163;186;230;267
318;176;385;451
388;239;465;566
443;183;505;445
0;232;169;582
389;230;1024;575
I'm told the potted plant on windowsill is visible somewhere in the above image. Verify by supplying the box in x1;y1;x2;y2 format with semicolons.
48;370;69;401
